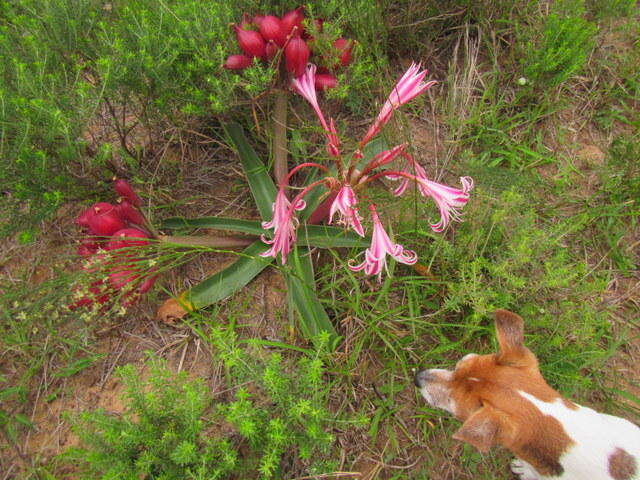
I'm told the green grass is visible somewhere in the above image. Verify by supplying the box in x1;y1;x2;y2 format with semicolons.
1;0;639;479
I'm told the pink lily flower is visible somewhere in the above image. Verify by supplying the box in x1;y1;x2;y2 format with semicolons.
349;205;417;279
360;63;437;146
261;188;306;263
329;184;365;237
388;160;473;232
291;64;340;157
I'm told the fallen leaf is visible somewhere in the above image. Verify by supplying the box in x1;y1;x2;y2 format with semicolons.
156;296;193;326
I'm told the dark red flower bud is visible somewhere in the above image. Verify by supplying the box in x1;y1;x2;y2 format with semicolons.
223;54;253;70
118;200;146;226
265;41;279;61
234;25;266;59
281;7;304;37
315;73;338;90
285;37;310;77
114;179;142;207
333;38;353;67
107;228;149;251
138;274;158;294
76;206;96;229
259;15;287;47
88;202;125;237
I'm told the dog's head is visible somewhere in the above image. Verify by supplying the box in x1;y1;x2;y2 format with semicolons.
415;310;567;455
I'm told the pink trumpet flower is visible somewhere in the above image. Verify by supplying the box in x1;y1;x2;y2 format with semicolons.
360;63;437;146
291;64;340;156
389;159;473;232
329;185;365;237
260;188;306;263
349;205;417;279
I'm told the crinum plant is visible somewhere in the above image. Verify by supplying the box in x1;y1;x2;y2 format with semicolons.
159;63;472;346
73;62;472;348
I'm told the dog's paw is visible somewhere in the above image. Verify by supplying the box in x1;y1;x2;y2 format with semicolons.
510;459;541;480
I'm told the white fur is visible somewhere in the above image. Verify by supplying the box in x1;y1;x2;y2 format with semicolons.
517;391;640;480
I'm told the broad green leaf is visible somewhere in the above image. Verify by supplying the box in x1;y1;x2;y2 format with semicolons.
224;123;277;221
161;217;264;236
285;247;340;349
185;240;273;309
161;217;369;248
298;225;369;248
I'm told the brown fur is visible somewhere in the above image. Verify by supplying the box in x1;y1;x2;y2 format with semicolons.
608;447;637;480
441;311;576;475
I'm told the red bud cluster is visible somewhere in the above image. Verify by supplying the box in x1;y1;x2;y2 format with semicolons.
70;179;157;310
224;6;354;89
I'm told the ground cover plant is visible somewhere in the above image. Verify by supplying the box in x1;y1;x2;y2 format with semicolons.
1;0;639;479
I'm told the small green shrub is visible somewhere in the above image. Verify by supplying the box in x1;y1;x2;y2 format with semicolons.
520;9;597;89
64;340;340;479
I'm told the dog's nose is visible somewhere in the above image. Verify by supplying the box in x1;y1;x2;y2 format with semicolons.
414;369;433;388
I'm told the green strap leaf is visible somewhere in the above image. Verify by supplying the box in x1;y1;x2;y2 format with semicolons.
161;216;369;249
285;247;340;349
224;122;277;221
161;217;264;236
184;240;273;309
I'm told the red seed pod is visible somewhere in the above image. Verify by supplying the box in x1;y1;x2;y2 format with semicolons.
281;7;304;37
76;206;96;229
118;200;146;226
285;37;310;77
223;54;253;70
88;202;126;237
259;15;287;47
107;228;149;251
265;41;279;61
138;274;158;294
114;179;142;207
315;73;338;90
234;25;266;59
333;38;353;67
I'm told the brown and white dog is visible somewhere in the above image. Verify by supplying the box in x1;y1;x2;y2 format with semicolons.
415;309;640;480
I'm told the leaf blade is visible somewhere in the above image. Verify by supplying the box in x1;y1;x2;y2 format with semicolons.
185;240;273;309
224;123;277;221
285;247;339;348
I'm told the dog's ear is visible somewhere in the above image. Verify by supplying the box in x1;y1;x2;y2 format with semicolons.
452;404;501;453
494;309;530;366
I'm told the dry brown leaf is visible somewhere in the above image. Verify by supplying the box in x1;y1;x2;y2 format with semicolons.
156;296;193;326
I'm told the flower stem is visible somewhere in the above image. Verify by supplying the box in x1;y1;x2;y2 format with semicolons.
273;90;289;187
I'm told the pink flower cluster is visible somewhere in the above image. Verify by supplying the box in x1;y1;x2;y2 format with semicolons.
224;7;353;89
261;63;474;279
70;180;157;309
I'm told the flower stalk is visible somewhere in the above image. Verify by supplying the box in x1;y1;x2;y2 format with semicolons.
259;62;475;277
